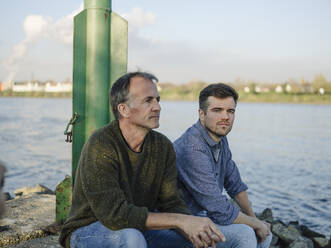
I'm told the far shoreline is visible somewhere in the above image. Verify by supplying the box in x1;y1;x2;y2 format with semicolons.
1;91;331;105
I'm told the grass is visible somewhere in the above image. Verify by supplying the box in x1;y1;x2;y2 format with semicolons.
1;90;331;104
0;91;72;98
237;92;331;104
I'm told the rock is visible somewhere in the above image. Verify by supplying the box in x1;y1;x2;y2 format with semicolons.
0;194;56;246
14;184;54;197
270;234;279;246
6;234;61;247
4;192;12;201
272;222;301;244
43;222;62;235
288;239;314;248
1;183;329;248
300;225;325;239
257;208;274;223
288;223;302;237
0;225;10;231
313;237;330;248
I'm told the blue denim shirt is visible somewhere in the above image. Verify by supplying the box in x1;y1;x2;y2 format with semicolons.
174;120;248;225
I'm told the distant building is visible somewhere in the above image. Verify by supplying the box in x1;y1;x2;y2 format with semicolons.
255;85;269;93
275;85;283;93
31;81;44;92
319;88;325;95
244;86;250;93
45;80;72;92
0;80;13;91
301;82;314;94
285;84;292;93
12;82;37;92
12;80;72;92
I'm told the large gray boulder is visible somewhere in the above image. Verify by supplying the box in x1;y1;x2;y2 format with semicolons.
288;239;314;248
313;237;331;248
0;194;56;246
14;184;54;197
257;208;274;223
272;222;302;244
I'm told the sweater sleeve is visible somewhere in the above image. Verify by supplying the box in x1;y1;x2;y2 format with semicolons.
156;144;191;215
79;136;149;232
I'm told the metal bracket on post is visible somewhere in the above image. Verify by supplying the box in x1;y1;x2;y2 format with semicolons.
64;112;78;143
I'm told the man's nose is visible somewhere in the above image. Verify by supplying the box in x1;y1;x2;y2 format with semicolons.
220;110;229;119
153;99;161;112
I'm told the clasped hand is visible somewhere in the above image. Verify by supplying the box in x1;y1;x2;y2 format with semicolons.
179;216;226;248
255;220;271;243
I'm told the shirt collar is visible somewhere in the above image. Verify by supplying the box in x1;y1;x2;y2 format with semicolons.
194;120;221;148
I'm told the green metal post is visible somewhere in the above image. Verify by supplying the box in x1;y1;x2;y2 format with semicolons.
57;0;127;224
72;0;128;182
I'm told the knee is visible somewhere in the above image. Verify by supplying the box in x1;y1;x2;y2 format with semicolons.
236;225;257;248
260;232;272;248
121;228;147;248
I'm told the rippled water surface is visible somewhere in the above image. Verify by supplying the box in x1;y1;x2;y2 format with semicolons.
0;98;330;235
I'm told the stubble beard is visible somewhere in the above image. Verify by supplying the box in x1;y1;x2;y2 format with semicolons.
135;117;160;131
205;123;232;139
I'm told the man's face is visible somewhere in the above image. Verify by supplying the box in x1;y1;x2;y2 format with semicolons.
126;76;161;130
199;96;236;142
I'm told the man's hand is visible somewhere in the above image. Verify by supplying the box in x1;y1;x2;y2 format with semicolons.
234;212;271;243
255;220;271;243
145;212;225;248
178;215;226;248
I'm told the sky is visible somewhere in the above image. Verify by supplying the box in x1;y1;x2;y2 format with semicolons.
0;0;330;84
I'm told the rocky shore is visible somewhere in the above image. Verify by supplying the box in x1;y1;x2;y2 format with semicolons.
0;185;61;247
0;184;330;247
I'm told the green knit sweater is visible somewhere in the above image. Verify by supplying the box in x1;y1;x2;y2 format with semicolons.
59;120;190;247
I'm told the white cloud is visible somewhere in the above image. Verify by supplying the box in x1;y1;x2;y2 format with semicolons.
122;7;156;32
24;15;52;41
2;4;83;84
5;15;51;71
52;4;83;44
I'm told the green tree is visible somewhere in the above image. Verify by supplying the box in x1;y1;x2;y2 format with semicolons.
312;73;328;92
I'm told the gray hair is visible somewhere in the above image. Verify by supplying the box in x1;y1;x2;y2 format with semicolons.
110;71;158;120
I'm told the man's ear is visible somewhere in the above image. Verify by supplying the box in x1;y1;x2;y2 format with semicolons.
118;103;130;118
198;109;205;124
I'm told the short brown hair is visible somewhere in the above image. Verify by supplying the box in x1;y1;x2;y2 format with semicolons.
199;83;238;113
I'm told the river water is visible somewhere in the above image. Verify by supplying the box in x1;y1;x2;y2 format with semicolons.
0;97;330;236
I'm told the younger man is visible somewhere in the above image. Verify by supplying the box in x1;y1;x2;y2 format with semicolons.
174;83;272;248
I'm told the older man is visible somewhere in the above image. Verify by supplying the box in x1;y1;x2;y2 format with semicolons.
174;83;272;248
59;72;225;248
